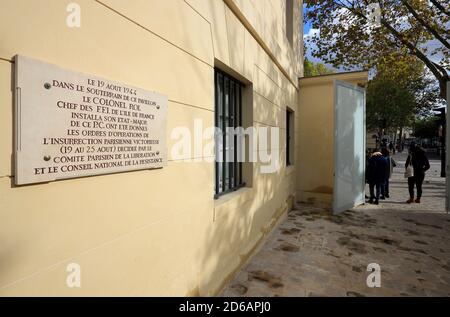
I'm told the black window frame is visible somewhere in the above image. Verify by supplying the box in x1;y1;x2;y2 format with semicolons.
286;108;294;166
214;69;245;199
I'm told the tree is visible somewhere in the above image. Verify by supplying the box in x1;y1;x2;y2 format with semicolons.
304;57;336;76
412;116;440;139
366;74;415;132
366;53;440;143
304;0;450;97
376;52;442;115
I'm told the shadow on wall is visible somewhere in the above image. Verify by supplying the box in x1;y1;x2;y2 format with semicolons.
2;0;296;296
189;3;298;296
194;163;294;296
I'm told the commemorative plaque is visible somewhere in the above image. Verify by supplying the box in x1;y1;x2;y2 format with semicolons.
15;55;168;185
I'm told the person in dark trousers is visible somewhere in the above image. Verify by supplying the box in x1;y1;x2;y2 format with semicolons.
389;141;395;154
365;149;372;199
381;147;396;198
405;143;430;203
367;149;388;205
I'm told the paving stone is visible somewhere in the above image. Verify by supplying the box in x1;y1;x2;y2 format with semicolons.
222;153;450;297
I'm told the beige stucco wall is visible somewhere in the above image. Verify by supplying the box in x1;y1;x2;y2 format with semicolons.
0;0;302;296
296;72;368;207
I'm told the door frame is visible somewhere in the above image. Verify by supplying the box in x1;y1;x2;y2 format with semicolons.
333;80;366;214
446;81;449;213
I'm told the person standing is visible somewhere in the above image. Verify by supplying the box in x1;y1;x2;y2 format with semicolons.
381;147;396;198
365;149;371;199
389;141;395;154
367;149;387;205
405;143;430;203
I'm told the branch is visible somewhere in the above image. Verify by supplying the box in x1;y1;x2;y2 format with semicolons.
335;2;447;85
402;0;450;49
432;61;450;79
430;0;450;17
381;20;448;82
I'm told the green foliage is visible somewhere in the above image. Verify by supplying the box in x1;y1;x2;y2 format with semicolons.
366;74;415;131
304;58;335;76
304;0;449;96
412;117;441;139
366;53;441;132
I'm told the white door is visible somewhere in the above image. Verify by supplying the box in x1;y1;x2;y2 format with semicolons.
333;80;366;214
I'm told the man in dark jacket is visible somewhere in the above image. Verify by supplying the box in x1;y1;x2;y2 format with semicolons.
405;143;430;203
367;149;388;205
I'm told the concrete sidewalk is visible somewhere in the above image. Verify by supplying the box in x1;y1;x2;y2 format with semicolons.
222;153;450;296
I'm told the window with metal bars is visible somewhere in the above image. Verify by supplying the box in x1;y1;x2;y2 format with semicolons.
214;69;245;199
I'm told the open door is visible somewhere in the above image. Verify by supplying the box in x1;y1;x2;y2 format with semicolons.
333;80;366;214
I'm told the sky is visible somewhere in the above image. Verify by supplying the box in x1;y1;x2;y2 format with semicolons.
302;6;449;75
302;24;321;63
302;7;321;64
303;22;341;70
304;20;312;37
302;7;338;69
302;5;448;109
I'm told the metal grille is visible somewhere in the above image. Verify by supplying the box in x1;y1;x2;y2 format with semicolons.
214;69;244;198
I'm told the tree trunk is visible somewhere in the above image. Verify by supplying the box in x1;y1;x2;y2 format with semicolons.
399;126;404;152
439;78;448;99
393;130;397;154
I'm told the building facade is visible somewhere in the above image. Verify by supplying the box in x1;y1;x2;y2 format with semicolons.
0;0;303;295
